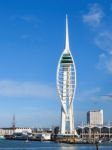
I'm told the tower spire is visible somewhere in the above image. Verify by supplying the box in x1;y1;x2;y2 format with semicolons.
65;15;70;53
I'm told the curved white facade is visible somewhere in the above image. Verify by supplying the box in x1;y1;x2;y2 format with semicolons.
57;16;76;134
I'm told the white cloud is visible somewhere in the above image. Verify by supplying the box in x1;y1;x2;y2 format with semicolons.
77;87;101;102
20;16;36;22
0;80;56;99
83;3;104;27
106;59;112;73
95;31;112;74
95;32;112;54
10;15;37;23
77;87;112;104
97;53;112;73
83;4;112;74
97;53;106;69
100;95;112;102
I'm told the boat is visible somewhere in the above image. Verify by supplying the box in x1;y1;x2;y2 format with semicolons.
25;139;29;143
0;135;5;140
98;140;103;143
35;133;51;141
25;137;29;143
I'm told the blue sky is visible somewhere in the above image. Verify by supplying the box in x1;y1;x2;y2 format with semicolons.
0;0;112;128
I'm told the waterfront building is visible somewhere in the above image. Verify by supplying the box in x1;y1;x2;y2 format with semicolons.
0;127;32;136
87;110;103;126
77;122;112;141
57;15;76;135
14;128;32;134
0;128;14;136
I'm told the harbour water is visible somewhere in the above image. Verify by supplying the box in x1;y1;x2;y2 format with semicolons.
0;140;111;150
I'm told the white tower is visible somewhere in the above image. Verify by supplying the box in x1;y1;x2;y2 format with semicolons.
57;15;76;135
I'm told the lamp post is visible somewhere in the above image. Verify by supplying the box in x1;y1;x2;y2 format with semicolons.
108;122;110;140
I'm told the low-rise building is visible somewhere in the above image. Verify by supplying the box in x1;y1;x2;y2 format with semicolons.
0;127;32;136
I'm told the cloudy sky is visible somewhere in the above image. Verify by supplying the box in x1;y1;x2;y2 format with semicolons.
0;0;112;128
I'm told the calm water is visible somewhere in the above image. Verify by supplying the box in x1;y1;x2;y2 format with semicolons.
0;140;111;150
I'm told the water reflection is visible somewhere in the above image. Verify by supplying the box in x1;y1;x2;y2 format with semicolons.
59;144;78;150
60;148;77;150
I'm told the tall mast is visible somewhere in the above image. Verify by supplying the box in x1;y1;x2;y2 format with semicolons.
65;15;70;53
12;114;16;129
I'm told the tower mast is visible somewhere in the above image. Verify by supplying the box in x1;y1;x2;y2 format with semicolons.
65;15;70;52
